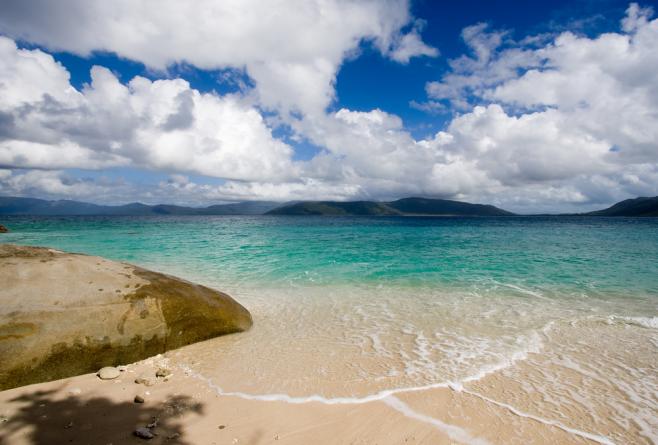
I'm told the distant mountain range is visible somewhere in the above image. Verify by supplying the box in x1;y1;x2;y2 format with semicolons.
266;197;514;216
584;196;658;217
1;195;657;217
0;197;280;216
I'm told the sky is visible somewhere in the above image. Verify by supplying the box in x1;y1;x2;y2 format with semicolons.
0;0;657;213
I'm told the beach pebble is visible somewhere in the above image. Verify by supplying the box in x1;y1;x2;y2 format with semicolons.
97;366;121;380
133;427;154;440
134;395;145;403
135;373;156;386
155;367;172;378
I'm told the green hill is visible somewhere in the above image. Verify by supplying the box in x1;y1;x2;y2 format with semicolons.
0;197;279;216
266;197;514;216
586;197;658;217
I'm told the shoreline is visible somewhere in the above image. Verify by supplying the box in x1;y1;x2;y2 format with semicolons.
1;309;640;444
0;343;610;445
1;243;655;444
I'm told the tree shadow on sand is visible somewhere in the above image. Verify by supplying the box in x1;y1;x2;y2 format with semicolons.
0;386;204;445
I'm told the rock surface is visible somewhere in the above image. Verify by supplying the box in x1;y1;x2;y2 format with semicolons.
0;244;253;390
0;224;8;233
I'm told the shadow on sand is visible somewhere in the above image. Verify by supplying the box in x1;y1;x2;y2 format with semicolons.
0;386;204;444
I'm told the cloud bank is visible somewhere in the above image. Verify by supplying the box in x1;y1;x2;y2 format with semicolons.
0;1;657;212
0;0;434;117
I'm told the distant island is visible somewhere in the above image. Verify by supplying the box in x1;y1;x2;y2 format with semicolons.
266;197;514;216
584;196;658;217
1;195;657;217
0;197;280;216
0;196;514;217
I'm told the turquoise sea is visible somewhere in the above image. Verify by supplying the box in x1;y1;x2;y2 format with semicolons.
3;215;658;295
2;215;658;443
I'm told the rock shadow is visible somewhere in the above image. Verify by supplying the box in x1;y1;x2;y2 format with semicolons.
0;386;204;444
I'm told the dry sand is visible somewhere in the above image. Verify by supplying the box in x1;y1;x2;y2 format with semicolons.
0;346;604;445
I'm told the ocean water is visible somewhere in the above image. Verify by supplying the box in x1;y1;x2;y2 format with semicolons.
2;215;658;443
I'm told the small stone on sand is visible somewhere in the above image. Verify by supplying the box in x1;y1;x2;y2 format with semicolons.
135;374;156;386
97;367;121;380
155;367;172;378
134;427;154;439
134;395;145;403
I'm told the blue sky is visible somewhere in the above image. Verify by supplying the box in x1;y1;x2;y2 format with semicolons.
47;0;638;137
0;0;657;212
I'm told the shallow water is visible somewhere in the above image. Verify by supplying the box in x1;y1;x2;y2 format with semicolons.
3;215;657;443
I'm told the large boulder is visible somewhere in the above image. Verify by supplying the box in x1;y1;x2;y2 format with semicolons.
0;224;8;233
0;244;252;390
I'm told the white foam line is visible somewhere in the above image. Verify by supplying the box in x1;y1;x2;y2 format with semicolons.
383;395;490;445
459;388;616;445
177;320;610;443
176;322;547;405
180;364;616;445
179;363;451;404
611;315;658;329
181;365;489;445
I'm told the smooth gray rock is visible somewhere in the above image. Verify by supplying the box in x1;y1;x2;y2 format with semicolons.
97;366;121;380
134;427;154;439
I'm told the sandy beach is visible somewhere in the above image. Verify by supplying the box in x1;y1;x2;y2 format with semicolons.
1;241;656;444
0;345;604;445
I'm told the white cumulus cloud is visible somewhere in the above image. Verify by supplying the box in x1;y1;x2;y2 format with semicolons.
0;0;436;117
415;3;658;210
0;37;296;181
0;2;657;213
